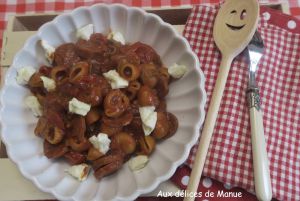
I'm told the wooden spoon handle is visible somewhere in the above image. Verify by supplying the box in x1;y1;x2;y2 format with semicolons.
184;55;233;201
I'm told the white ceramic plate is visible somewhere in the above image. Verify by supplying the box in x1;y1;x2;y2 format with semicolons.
0;4;206;201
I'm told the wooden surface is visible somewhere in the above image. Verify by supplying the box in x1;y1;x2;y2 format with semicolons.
0;158;180;200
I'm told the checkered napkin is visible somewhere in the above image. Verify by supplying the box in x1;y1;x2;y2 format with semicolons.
183;5;300;201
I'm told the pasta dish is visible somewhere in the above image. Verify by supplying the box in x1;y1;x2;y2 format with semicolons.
17;27;187;181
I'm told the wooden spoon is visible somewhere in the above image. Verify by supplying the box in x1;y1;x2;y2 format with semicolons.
184;1;259;200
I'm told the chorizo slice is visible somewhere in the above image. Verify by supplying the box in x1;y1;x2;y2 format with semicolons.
87;147;103;161
92;151;124;170
137;85;159;108
112;132;136;155
45;110;65;130
64;151;86;165
94;161;123;180
140;64;158;88
44;140;68;159
125;116;144;139
138;135;155;155
100;123;122;137
152;112;170;140
75;39;106;59
156;77;169;99
54;43;80;68
93;151;124;180
102;112;133;128
70;116;86;139
66;137;91;152
85;108;101;125
166;112;179;138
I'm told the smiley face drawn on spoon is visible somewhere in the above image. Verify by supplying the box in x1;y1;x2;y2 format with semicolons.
226;23;245;30
213;0;259;55
225;9;247;31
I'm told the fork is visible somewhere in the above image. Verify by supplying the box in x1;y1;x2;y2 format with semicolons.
247;31;272;201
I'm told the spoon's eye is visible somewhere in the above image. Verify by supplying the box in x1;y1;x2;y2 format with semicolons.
240;9;247;20
230;10;237;14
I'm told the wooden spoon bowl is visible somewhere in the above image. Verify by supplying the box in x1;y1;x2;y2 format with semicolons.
214;0;260;59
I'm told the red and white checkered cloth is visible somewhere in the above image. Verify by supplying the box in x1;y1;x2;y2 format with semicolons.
0;0;218;50
0;0;300;52
183;5;300;201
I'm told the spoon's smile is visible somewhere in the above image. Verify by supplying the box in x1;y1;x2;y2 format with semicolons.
226;23;245;30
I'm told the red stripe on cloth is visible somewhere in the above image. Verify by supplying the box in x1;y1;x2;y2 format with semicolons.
191;0;201;4
151;0;161;7
63;2;75;10
171;0;182;6
290;7;300;19
16;3;26;13
35;2;45;12
54;2;66;11
0;21;4;29
73;1;84;7
132;0;142;7
0;4;6;12
1;4;16;12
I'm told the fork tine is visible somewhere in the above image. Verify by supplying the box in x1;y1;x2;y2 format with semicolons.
248;30;264;79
